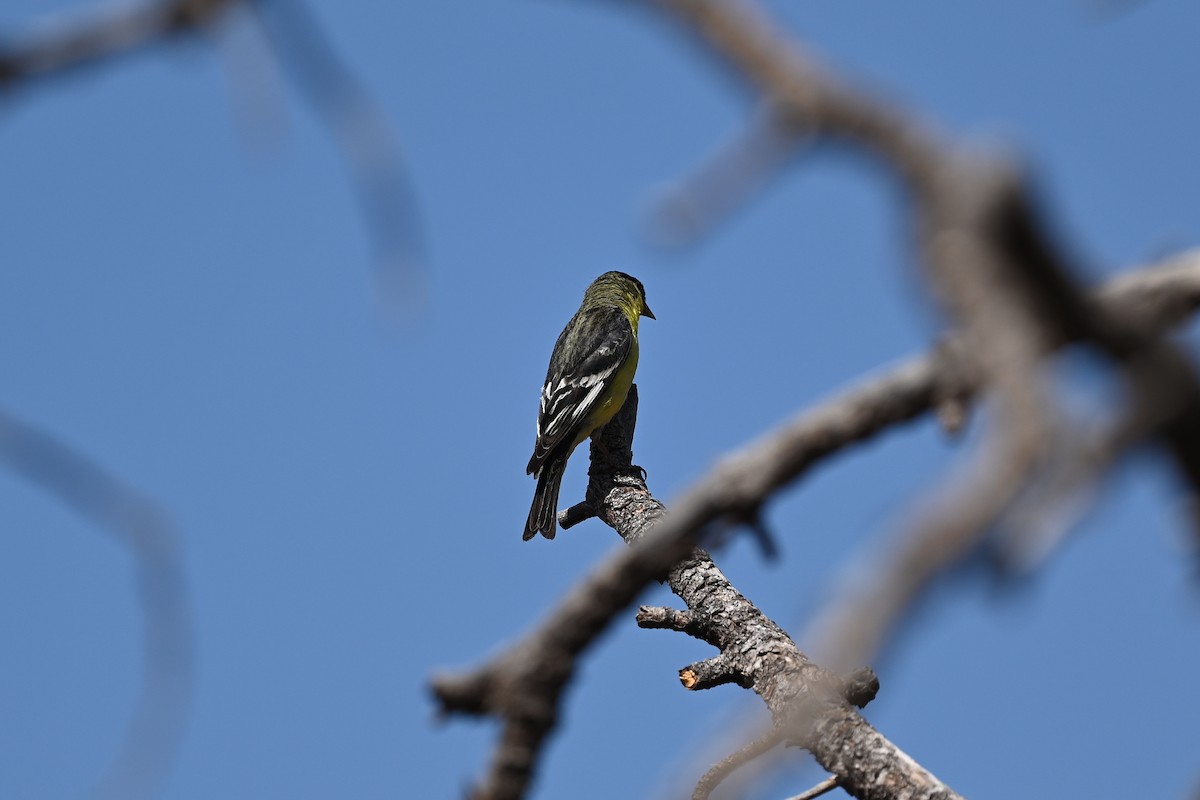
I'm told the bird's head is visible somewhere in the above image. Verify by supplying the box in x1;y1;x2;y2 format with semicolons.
587;271;655;321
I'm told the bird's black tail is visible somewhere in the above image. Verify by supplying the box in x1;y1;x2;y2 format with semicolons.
524;458;566;540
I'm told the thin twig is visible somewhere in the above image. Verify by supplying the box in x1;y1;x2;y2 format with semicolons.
692;728;783;800
787;775;841;800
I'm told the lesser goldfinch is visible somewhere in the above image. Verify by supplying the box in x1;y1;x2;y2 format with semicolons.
524;271;655;540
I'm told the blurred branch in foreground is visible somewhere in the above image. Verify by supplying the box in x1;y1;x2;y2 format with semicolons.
0;409;195;800
441;0;1200;794
0;0;426;309
644;0;1200;523
666;249;1200;797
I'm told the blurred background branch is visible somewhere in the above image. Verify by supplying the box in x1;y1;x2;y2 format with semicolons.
0;409;193;800
0;0;426;794
0;0;425;308
0;0;239;86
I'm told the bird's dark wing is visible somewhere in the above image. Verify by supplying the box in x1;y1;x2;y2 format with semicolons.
526;306;632;475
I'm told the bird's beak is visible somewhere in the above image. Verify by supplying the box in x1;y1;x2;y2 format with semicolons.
642;303;656;320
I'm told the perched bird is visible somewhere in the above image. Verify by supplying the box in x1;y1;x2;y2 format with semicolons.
524;271;655;540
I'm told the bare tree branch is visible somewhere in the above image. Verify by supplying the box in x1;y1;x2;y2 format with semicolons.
433;2;1200;796
435;389;962;800
661;254;1200;794
630;0;1200;660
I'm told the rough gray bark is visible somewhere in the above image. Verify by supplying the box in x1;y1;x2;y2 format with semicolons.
587;388;963;800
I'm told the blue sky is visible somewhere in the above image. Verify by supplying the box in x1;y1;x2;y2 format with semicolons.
2;1;1198;798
